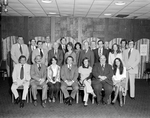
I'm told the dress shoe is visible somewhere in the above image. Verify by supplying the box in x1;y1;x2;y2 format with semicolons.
102;101;107;105
52;98;55;103
131;97;135;100
20;100;25;108
42;100;46;108
64;97;70;105
48;98;52;103
15;97;20;104
33;100;37;106
68;97;73;105
84;102;88;107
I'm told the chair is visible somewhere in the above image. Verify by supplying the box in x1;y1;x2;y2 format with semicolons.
60;86;79;103
12;86;29;103
0;60;8;80
143;62;150;81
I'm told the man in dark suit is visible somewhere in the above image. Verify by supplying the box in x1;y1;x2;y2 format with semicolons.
92;55;113;105
58;37;67;53
27;39;37;64
93;40;109;63
61;56;79;105
48;42;63;67
104;41;111;53
30;55;48;108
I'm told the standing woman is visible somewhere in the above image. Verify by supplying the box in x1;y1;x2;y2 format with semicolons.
47;57;61;102
108;43;123;66
65;42;76;65
74;42;82;67
78;57;96;107
112;58;126;107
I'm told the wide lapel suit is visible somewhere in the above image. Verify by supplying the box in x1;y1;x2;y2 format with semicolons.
48;49;63;66
32;48;48;66
123;48;140;74
92;63;113;85
93;48;109;63
11;43;29;64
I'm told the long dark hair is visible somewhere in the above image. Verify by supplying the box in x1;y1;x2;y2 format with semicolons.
66;42;74;52
111;43;121;54
82;57;90;68
113;58;124;75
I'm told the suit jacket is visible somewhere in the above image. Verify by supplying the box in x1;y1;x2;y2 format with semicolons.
42;43;52;52
93;48;109;63
11;43;29;64
12;63;31;82
61;64;78;81
92;63;113;85
30;63;47;81
32;48;48;66
79;49;94;67
27;45;36;64
48;49;63;66
58;44;67;53
123;48;140;74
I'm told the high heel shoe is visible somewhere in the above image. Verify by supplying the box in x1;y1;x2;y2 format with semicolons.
84;102;88;107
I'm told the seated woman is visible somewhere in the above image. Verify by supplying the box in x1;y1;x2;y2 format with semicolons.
47;57;61;102
78;57;96;107
112;58;126;107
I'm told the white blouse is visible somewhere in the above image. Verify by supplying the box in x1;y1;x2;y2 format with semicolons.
113;67;126;81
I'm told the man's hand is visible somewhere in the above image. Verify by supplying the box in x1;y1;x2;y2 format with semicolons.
39;79;45;85
127;67;133;71
65;80;74;86
98;76;107;81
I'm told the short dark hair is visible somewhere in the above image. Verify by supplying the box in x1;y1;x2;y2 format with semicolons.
60;37;66;43
74;42;82;50
18;55;26;63
65;56;74;64
82;57;90;68
128;40;135;45
37;40;43;45
120;39;127;45
97;40;104;44
50;56;58;65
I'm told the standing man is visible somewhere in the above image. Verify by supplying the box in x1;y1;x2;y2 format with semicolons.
92;55;113;105
11;36;29;65
48;42;64;67
28;39;37;64
61;56;79;105
30;55;48;108
93;40;109;63
123;40;140;99
32;41;48;66
79;41;94;67
11;55;31;108
58;37;67;53
42;36;52;52
104;41;111;53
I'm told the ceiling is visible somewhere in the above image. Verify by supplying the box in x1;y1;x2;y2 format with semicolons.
1;0;150;19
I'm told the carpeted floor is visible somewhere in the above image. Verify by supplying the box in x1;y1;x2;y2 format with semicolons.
0;77;150;118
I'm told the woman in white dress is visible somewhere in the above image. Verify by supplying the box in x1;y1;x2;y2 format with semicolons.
108;43;123;66
78;57;96;107
112;58;126;107
47;57;61;102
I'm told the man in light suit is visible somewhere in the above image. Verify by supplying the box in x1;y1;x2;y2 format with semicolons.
30;55;48;108
48;42;64;66
11;36;29;65
11;55;31;108
93;40;109;63
123;40;140;99
92;55;113;105
61;56;79;105
32;41;48;66
42;36;52;52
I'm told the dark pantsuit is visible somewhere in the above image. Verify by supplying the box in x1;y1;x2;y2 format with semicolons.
47;82;61;100
61;81;79;99
92;79;113;103
31;80;48;101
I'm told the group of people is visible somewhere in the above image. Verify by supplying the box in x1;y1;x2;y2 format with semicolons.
10;36;140;108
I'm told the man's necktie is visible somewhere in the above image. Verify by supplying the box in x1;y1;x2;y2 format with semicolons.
128;49;131;59
20;65;24;79
40;49;43;57
38;64;41;71
102;64;105;71
20;45;23;54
